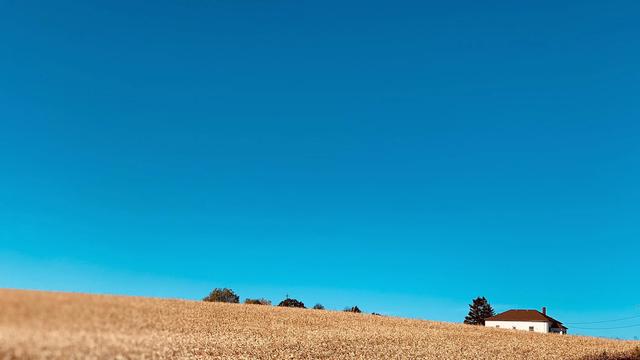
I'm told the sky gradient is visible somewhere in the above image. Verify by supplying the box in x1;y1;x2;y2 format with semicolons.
1;0;639;339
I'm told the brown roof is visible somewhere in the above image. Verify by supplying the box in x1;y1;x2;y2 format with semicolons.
485;310;567;329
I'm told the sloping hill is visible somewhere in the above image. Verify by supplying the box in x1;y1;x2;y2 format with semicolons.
0;289;636;359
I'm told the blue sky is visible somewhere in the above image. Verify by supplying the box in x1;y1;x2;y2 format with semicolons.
1;0;639;339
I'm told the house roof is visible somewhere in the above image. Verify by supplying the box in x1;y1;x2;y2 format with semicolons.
485;310;567;329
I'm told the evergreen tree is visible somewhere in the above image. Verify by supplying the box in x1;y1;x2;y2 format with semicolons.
464;296;495;325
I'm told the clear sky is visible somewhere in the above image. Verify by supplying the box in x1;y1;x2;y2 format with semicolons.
1;0;639;339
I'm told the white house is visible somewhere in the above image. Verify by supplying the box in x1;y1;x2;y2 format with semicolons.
484;307;567;334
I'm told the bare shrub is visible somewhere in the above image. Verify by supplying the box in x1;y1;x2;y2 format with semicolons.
244;298;271;305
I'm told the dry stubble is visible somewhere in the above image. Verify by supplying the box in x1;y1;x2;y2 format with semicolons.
0;289;636;359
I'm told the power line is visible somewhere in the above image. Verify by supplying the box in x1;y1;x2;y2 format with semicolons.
571;323;640;330
565;314;640;325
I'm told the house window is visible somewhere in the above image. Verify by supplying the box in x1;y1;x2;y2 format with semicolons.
496;325;500;328
512;327;516;330
529;326;534;331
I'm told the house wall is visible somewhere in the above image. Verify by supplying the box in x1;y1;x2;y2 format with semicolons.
484;320;549;333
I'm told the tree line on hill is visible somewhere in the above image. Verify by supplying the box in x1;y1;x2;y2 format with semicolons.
203;288;496;322
203;288;361;313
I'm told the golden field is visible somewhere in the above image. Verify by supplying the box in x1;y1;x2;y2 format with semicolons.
0;289;637;360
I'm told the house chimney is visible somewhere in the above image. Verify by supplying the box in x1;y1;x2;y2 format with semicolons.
542;307;547;315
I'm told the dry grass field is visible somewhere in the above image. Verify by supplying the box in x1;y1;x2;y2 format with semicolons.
0;289;637;360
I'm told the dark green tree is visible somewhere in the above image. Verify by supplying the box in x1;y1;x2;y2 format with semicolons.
278;298;305;308
343;306;362;313
203;288;240;303
464;296;495;325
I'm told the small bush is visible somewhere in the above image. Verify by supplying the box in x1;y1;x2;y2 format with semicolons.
244;298;271;305
203;288;239;303
344;306;361;313
313;303;325;310
278;298;305;308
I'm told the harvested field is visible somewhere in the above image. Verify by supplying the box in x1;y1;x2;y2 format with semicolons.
0;289;637;359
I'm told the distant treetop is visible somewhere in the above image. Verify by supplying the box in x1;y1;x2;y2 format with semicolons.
278;298;305;308
203;288;239;303
344;306;362;313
